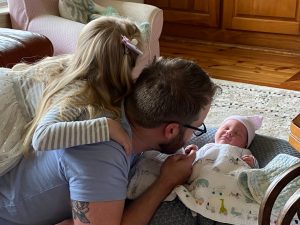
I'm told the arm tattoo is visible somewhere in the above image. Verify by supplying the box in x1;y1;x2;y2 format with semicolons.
71;200;91;224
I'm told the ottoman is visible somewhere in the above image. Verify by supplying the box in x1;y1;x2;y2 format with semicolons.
0;28;53;68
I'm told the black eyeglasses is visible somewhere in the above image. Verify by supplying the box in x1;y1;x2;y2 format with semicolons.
183;123;207;137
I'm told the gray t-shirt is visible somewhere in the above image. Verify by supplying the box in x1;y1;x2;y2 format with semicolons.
0;120;132;225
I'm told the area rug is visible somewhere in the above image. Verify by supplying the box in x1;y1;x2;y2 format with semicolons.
206;79;300;140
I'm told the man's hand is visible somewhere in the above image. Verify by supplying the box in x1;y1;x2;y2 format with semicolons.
122;150;196;225
159;150;196;189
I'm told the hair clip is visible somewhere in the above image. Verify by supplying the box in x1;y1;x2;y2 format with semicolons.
121;35;143;55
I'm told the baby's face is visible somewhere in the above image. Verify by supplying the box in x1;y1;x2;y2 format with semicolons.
214;119;248;148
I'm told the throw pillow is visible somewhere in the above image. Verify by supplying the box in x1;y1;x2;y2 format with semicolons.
58;0;150;40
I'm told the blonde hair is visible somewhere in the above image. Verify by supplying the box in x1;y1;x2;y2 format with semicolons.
22;16;143;154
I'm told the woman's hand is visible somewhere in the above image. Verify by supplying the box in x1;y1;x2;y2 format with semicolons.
107;118;132;155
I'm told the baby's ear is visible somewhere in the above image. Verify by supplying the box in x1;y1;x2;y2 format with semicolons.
163;123;180;140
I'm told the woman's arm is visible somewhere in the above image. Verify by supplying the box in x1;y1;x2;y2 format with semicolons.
32;105;109;151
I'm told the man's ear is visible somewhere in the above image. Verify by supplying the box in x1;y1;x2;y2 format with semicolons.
164;123;180;140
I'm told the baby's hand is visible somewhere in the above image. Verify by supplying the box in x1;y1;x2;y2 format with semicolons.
107;118;132;155
241;155;255;168
184;144;198;155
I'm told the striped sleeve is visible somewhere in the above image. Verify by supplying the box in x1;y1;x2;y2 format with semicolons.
32;105;110;151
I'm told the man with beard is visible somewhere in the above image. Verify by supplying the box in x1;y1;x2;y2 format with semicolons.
0;57;218;225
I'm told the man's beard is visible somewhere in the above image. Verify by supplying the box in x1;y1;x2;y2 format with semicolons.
158;128;185;154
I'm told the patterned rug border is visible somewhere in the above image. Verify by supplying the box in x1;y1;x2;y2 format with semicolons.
206;79;300;140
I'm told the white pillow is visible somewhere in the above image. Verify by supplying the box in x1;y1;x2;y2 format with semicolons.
58;0;150;40
58;0;106;23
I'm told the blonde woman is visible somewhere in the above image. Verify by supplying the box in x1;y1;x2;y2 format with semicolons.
0;16;144;175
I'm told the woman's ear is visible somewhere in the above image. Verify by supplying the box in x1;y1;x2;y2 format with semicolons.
164;123;180;140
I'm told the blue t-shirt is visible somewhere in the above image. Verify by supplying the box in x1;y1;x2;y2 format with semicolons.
0;140;132;225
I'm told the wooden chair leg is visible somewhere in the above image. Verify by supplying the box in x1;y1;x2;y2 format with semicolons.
277;189;300;225
258;162;300;225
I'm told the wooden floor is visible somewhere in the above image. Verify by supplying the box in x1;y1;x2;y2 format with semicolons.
159;36;300;91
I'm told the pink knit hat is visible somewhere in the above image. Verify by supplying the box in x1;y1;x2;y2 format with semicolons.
223;115;263;147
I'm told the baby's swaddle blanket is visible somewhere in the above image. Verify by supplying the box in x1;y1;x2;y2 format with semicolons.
174;144;260;225
237;153;300;224
127;144;300;225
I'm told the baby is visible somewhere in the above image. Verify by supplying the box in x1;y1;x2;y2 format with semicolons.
187;115;263;170
127;115;263;200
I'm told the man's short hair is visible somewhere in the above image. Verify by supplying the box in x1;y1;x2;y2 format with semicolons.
126;57;219;128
